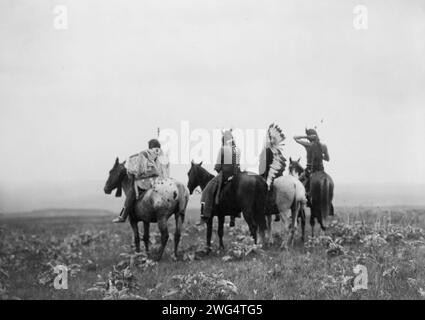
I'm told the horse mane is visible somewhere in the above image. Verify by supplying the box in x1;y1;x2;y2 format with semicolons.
115;163;129;197
197;164;214;180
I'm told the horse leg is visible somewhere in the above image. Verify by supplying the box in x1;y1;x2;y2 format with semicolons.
266;215;273;245
206;217;213;254
300;207;306;243
155;217;169;261
288;202;300;247
310;208;315;238
143;221;150;253
279;209;290;249
173;214;183;260
257;224;265;247
217;215;225;250
130;220;141;253
229;215;236;228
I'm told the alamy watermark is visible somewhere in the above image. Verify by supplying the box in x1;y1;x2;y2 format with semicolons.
353;5;368;30
53;265;68;290
53;5;68;30
353;264;368;292
158;121;268;172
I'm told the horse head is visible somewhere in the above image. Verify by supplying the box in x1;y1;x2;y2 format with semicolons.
289;157;304;177
104;157;127;197
187;160;203;195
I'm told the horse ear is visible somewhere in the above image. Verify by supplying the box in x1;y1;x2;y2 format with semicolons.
297;157;301;162
191;160;194;166
199;161;203;166
290;157;292;162
115;157;119;164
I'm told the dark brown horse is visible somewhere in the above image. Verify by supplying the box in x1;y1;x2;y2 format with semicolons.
309;170;334;236
187;160;236;227
104;158;189;260
187;162;267;252
187;161;214;194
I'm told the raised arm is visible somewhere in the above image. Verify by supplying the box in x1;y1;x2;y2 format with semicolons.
293;135;312;147
321;144;330;161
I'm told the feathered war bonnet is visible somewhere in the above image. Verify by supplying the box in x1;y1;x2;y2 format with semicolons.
221;129;234;146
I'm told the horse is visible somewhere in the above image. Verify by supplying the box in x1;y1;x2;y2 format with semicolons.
104;157;189;260
309;168;334;237
187;162;268;252
266;158;307;247
187;160;236;227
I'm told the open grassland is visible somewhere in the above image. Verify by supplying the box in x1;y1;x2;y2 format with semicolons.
1;206;425;300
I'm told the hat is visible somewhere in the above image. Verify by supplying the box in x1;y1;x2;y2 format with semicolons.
305;128;318;137
148;139;161;149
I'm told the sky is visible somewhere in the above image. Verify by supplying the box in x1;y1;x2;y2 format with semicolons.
1;0;425;212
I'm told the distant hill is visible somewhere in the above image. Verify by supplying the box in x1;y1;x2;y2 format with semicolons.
0;180;424;216
0;208;114;218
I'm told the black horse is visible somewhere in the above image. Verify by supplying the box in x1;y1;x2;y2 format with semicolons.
187;161;267;252
187;160;236;227
309;170;334;236
297;163;334;236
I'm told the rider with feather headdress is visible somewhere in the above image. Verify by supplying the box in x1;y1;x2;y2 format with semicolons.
259;123;287;187
259;124;287;221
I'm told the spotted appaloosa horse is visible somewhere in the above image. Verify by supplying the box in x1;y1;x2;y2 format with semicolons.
266;158;307;247
104;158;189;260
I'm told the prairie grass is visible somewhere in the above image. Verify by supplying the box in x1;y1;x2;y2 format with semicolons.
1;207;425;300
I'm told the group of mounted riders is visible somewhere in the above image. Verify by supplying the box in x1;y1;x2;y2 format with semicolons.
104;124;334;259
111;125;332;225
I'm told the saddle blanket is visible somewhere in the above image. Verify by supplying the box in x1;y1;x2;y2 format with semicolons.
134;177;155;199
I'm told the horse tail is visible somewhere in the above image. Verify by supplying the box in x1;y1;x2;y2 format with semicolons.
290;183;297;212
175;182;190;223
321;176;330;219
253;178;267;231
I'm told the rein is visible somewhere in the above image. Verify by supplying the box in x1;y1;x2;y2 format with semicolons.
115;166;128;197
198;167;214;190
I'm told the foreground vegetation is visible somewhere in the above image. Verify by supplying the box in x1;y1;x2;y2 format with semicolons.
1;207;425;300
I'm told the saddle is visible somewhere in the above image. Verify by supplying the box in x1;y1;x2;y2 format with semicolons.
216;173;242;216
133;176;156;200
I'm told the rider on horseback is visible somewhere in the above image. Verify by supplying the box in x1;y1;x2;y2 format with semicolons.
293;128;329;207
259;123;286;222
200;129;241;225
112;138;169;223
